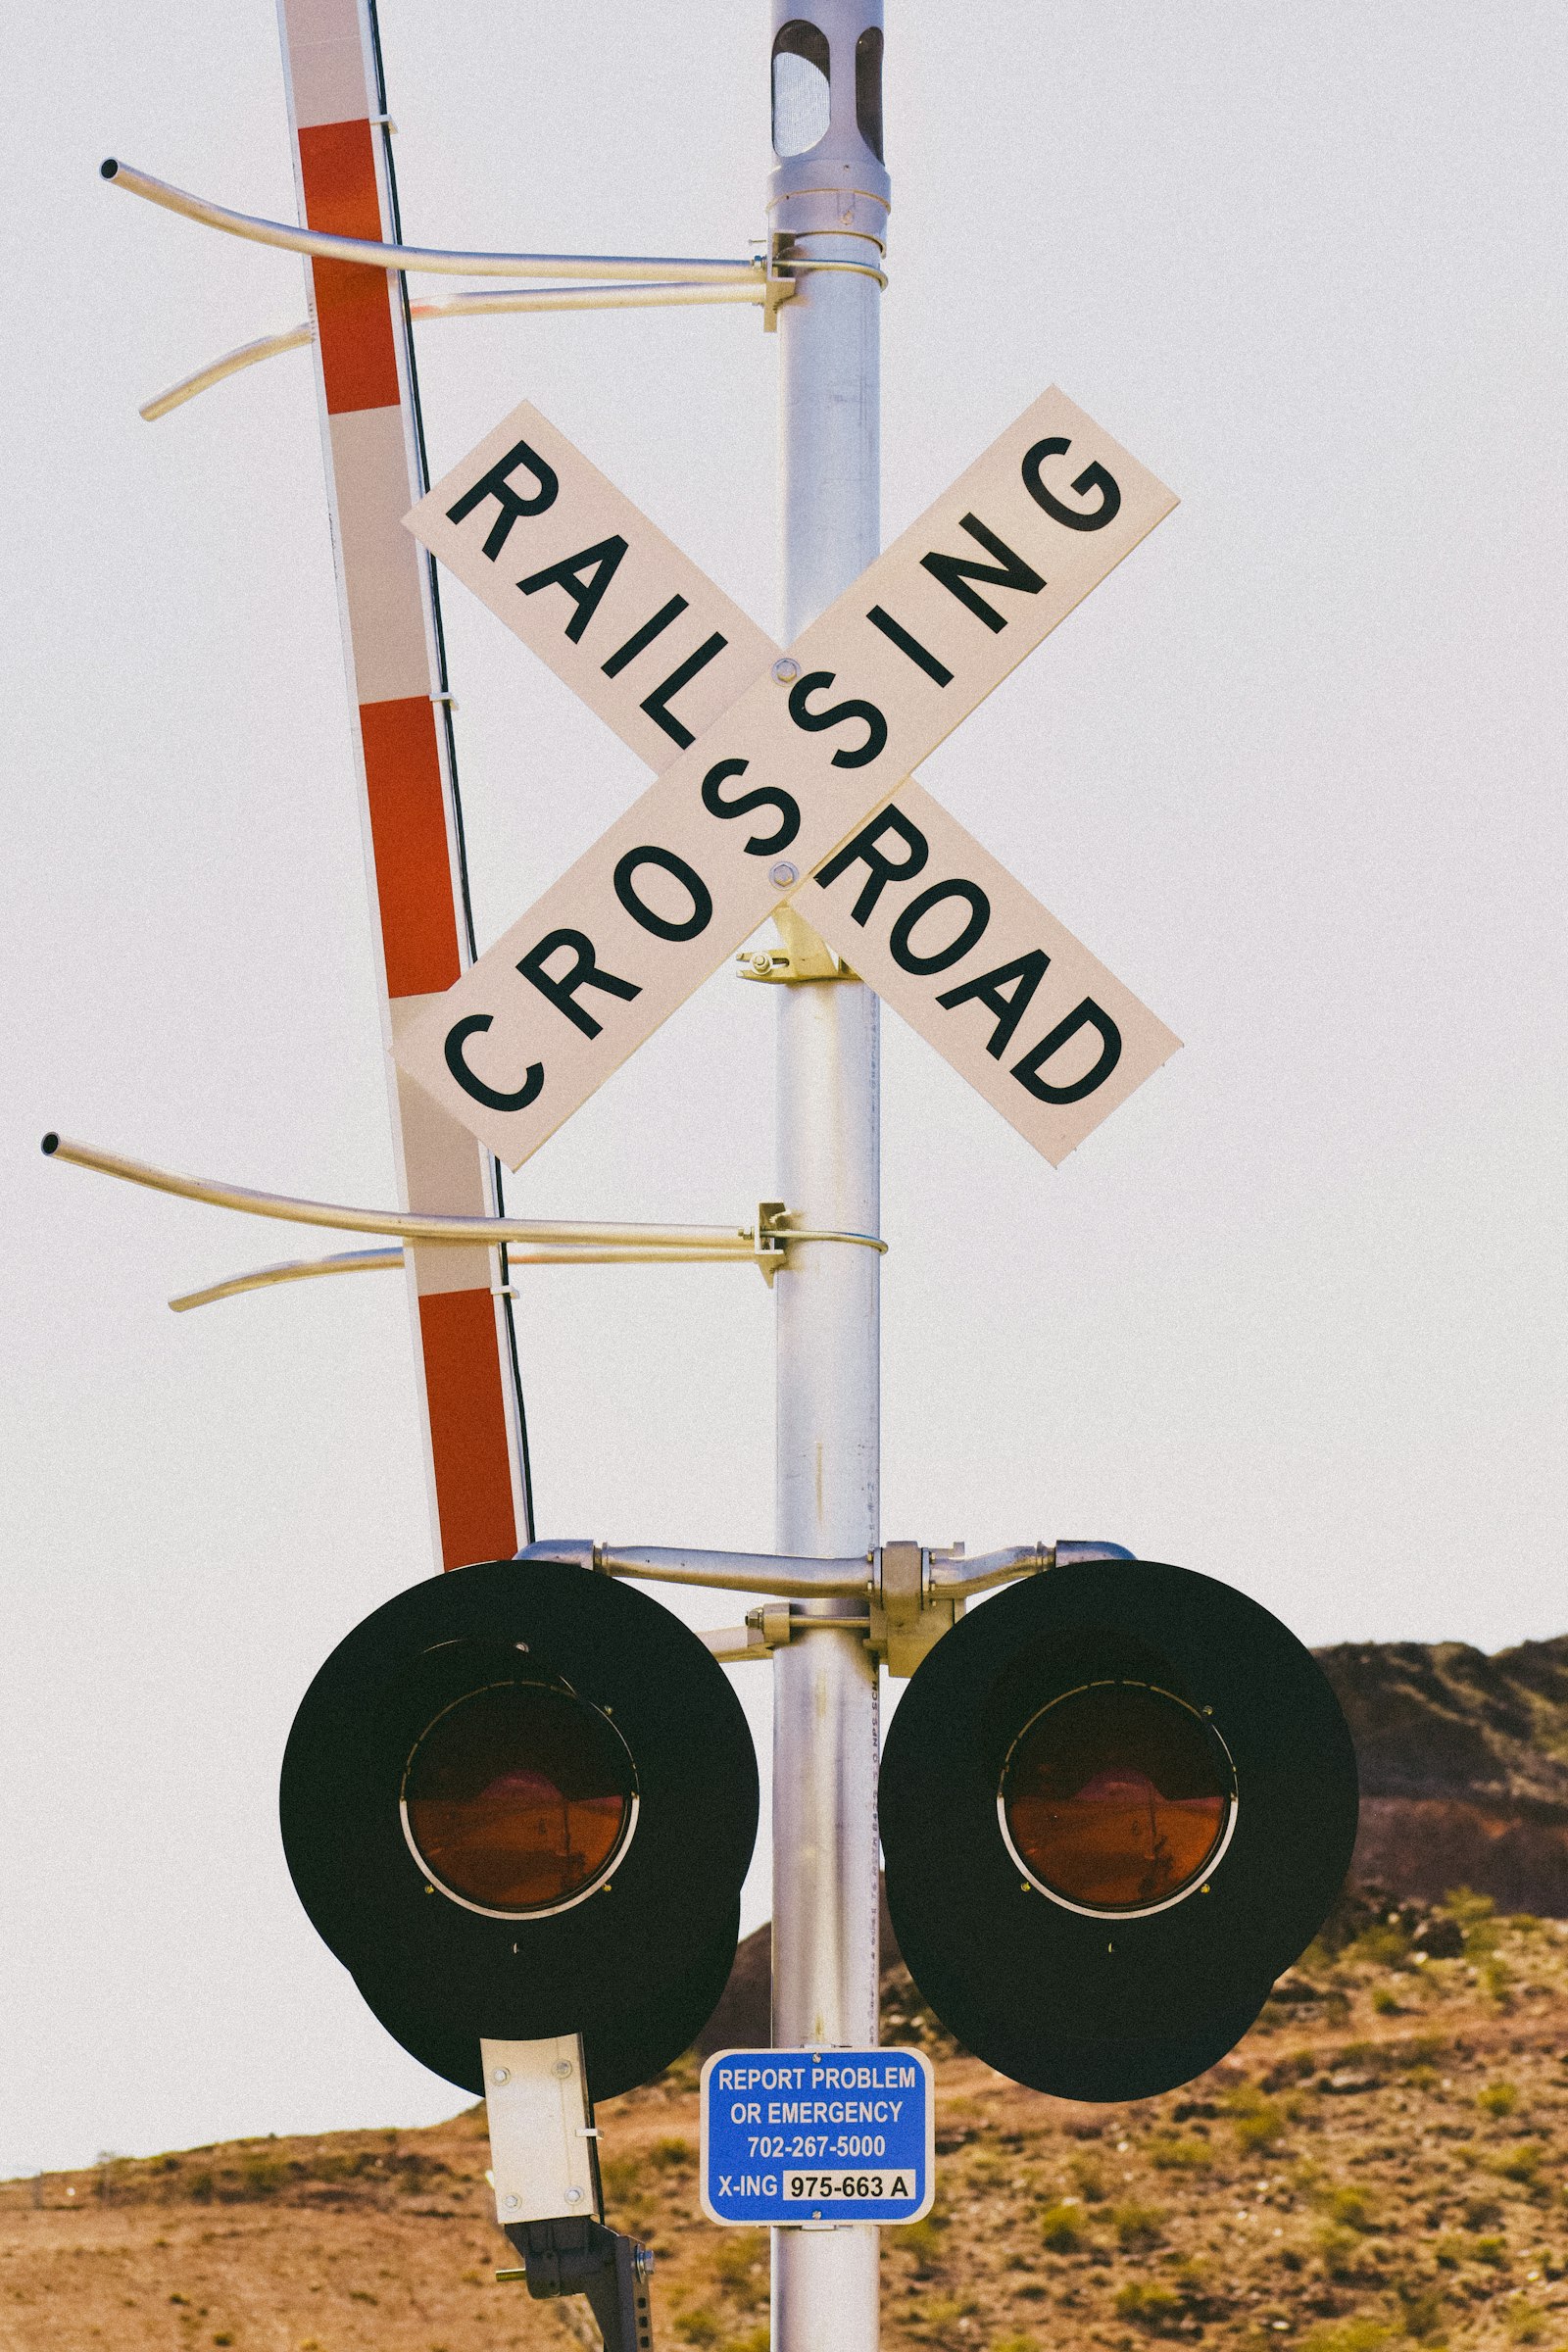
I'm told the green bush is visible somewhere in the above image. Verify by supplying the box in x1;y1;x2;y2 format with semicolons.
1068;2151;1108;2201
1505;2300;1548;2342
1353;1924;1413;1970
1474;2236;1508;2268
1395;2283;1446;2340
712;2230;768;2309
1039;2199;1086;2253
893;2209;949;2269
1226;2083;1289;2151
1324;2184;1379;2233
1110;2200;1166;2250
1314;2225;1362;2278
1115;2281;1182;2328
1148;2137;1214;2172
1295;2321;1393;2352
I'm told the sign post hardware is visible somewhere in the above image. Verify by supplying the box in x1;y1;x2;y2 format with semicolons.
56;6;1370;2352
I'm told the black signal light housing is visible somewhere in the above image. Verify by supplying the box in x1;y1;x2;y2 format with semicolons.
280;1557;760;2101
878;1557;1358;2101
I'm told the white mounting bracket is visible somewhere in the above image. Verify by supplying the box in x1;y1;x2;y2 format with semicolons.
482;2034;601;2227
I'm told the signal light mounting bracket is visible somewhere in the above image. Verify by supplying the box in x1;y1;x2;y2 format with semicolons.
484;2034;656;2348
869;1542;966;1678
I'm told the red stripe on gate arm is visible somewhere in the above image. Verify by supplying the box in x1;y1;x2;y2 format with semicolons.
417;1289;519;1569
360;698;464;997
298;119;400;416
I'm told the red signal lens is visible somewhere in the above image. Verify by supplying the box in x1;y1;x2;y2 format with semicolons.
402;1681;636;1916
1000;1683;1233;1914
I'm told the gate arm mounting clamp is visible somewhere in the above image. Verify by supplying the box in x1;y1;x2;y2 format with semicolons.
501;2216;654;2352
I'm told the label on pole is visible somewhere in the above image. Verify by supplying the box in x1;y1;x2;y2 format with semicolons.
700;2047;935;2227
394;386;1177;1169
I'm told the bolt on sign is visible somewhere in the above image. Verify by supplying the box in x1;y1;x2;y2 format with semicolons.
394;387;1181;1168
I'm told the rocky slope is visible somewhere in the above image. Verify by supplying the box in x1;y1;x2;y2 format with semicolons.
1319;1639;1568;1915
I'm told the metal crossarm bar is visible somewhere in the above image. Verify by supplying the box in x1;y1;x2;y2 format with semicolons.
166;1239;779;1313
516;1536;1134;1606
139;282;774;420
169;1248;404;1311
100;159;764;283
41;1134;762;1255
517;1539;871;1600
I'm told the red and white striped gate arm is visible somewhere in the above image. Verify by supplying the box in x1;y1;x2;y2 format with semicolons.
274;0;528;1568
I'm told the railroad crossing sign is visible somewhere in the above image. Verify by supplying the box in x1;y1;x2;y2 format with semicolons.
701;2047;934;2228
393;387;1181;1168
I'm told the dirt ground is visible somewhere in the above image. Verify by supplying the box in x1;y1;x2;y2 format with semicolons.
5;1896;1568;2352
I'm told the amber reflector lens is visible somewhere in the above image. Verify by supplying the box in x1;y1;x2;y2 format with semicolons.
1002;1684;1231;1912
404;1683;634;1914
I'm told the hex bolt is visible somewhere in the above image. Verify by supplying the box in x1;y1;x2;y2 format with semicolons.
634;2246;657;2280
565;2185;584;2204
552;2060;573;2079
491;2067;511;2085
503;2192;520;2210
769;861;800;889
771;657;801;683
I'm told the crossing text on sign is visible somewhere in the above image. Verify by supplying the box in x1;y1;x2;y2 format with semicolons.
397;389;1180;1167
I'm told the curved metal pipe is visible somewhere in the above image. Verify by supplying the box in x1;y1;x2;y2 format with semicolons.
101;160;762;284
170;1247;402;1312
517;1540;869;1601
167;1239;780;1311
926;1539;1135;1597
41;1133;755;1253
139;282;773;422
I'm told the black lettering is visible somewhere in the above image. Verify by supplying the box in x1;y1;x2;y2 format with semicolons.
1021;436;1122;532
515;927;640;1041
515;535;627;642
613;846;713;942
444;1014;544;1111
865;605;953;686
445;437;560;559
641;632;729;749
813;805;929;924
601;594;689;678
936;949;1051;1059
920;514;1044;632
1011;997;1123;1102
700;757;801;858
786;671;889;769
888;879;991;974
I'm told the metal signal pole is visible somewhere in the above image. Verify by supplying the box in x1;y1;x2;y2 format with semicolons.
767;8;890;2349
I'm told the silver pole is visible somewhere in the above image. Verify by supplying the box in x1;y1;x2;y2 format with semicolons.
766;9;890;2350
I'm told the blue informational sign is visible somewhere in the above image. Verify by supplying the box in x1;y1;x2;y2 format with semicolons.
700;2046;935;2226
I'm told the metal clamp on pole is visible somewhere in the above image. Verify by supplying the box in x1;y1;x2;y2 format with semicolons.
867;1542;965;1678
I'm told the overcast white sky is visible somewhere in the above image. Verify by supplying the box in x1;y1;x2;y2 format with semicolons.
4;1;1564;2178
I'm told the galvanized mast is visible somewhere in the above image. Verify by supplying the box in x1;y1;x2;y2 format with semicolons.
767;8;890;2348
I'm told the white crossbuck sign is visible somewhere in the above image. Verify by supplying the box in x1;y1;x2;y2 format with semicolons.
393;389;1182;1167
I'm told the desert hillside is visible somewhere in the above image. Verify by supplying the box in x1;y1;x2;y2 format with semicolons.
1320;1638;1568;1916
5;1888;1568;2352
